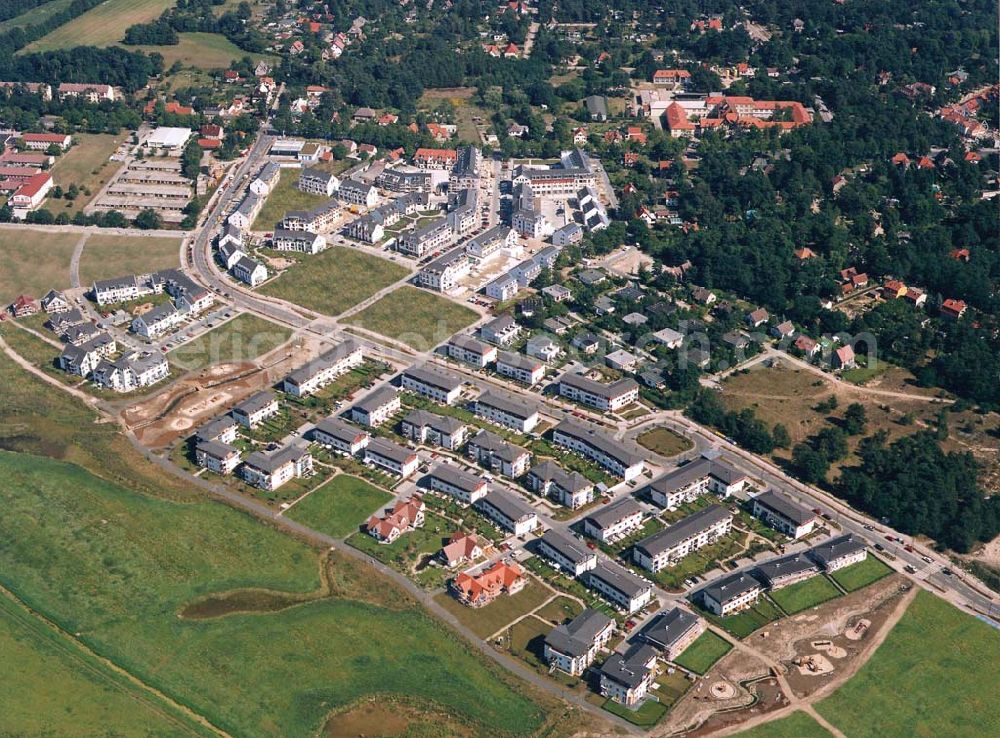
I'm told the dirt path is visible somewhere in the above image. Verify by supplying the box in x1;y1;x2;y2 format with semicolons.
69;232;90;289
700;585;918;738
0;333;97;406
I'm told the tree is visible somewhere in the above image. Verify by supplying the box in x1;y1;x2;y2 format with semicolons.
814;427;849;462
843;403;868;435
134;208;162;230
772;423;791;449
792;443;830;484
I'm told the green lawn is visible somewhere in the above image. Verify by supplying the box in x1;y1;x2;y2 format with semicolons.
252;168;328;230
347;511;454;569
710;597;784;639
0;595;214;738
534;596;584;624
261;246;409;316
829;555;894;593
0;228;78;303
816;590;1000;738
344;286;478;350
602;697;668;728
434;583;551;640
78;233;180;287
0;449;546;737
24;0;176;51
167;313;292;371
637;427;694;457
286;474;392;539
770;576;842;615
731;710;834;738
672;630;733;674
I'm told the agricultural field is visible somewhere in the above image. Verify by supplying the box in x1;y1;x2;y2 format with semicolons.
636;427;695;457
672;630;733;674
0;448;548;738
816;590;1000;738
24;0;176;51
829;556;894;593
345;286;479;350
0;596;214;738
48;133;128;217
78;233;180;287
285;474;393;539
0;228;78;303
261;246;409;316
732;710;833;738
769;576;842;615
251;169;328;230
167;313;292;371
126;32;273;69
0;0;74;32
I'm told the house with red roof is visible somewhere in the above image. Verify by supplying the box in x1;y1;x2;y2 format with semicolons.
223;70;240;83
450;560;526;607
832;345;856;370
10;171;52;211
794;335;820;357
201;124;223;140
940;299;967;320
440;532;485;568
623;152;639;167
891;152;910;167
9;294;39;317
503;43;520;58
652;69;691;86
365;495;425;544
950;248;970;262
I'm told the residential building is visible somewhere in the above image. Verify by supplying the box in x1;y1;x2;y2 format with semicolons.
480;314;521;346
552;222;583;247
351;386;401;427
474;490;539;536
638;607;705;661
485;273;520;302
526;335;561;363
131;302;183;339
511;182;547;238
400;409;468;450
544;609;615;676
495;351;545;386
552;420;646;481
271;228;327;254
397;218;452;257
809;534;867;572
364;437;419;478
227;192;262;229
195;440;242;475
249;161;280;196
310;416;370;456
467;429;531;478
446;334;498;368
376;167;431;193
701;572;762;616
400;364;463;405
426;464;488;505
474;391;539;433
282;341;363;397
418;249;471;292
298;167;339;195
447;188;478;235
466;225;517;262
195;415;239;445
58;82;114;102
232;256;268;287
9;171;52;212
58;334;116;376
451;145;482;188
584;561;653;614
754;551;820;590
582;498;645;543
440;532;484;568
337;178;378;207
599;644;659;707
513;148;597;196
558;372;639;412
21;132;71;150
92;275;140;306
526;461;594;509
39;290;70;314
413;147;458;170
231;391;279;429
241;444;313;491
537;529;598;576
605;349;638;373
751;490;817;539
451;560;526;607
644;452;747;510
633;505;733;572
366;495;425;542
91;350;169;392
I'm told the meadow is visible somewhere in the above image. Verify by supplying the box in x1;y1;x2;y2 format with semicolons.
78;232;181;286
672;630;733;674
48;132;128;216
769;575;842;615
732;710;833;738
829;555;894;592
252;168;328;230
261;246;409;316
345;286;479;350
0;229;78;303
167;312;292;371
24;0;177;51
286;474;393;539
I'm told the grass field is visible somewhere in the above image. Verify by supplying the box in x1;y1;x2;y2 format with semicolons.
0;228;78;303
48;133;127;216
770;576;842;615
0;0;73;32
672;630;733;674
167;313;292;371
829;556;893;593
261;246;409;317
78;233;180;286
435;584;552;640
816;590;1000;738
24;0;177;51
534;596;584;624
710;597;784;639
732;710;833;738
0;449;547;737
286;475;392;539
0;596;214;738
127;32;272;69
637;427;694;457
602;697;667;728
252;169;327;230
345;286;479;350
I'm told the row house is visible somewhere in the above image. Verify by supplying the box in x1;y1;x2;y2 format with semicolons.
643;452;747;510
418;249;470;292
231;390;279;429
526;461;594;509
351;386;401;427
750;490;818;539
544;609;615;676
309;416;370;456
809;534;867;572
91;350;169;393
537;529;597;577
413;147;457;170
467;429;531;478
241;444;313;491
473;390;539;434
337;177;378;207
701;571;762;616
495;350;545;386
552;420;646;481
753;551;819;590
271;228;326;254
633;505;733;572
582;498;644;543
400;364;463;405
397;218;453;257
195;440;242;475
282;341;363;397
637;607;704;662
364;437;419;478
400;409;468;450
558;372;639;412
584;561;653;614
446;333;498;368
298;167;339;196
474;490;539;536
425;463;488;506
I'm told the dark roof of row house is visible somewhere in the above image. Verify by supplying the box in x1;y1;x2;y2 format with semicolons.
448;333;493;354
469;429;530;462
496;350;542;371
476;390;538;420
426;463;484;493
638;607;701;651
753;490;816;526
402;364;463;393
584;497;644;530
477;489;536;522
366;436;416;464
646;454;746;496
554;420;646;468
559;372;638;399
809;534;866;565
586;560;650;598
312;416;367;444
754;551;818;584
244;443;308;473
285;341;360;386
195;439;238;460
545;608;613;658
539;529;596;566
599;643;658;688
402;408;466;435
702;571;761;605
195;414;238;442
354;386;399;413
232;390;277;416
634;505;732;558
529;460;593;493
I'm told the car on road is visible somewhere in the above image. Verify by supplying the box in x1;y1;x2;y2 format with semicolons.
942;567;953;576
904;544;914;553
874;543;885;551
922;555;933;564
904;565;917;574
